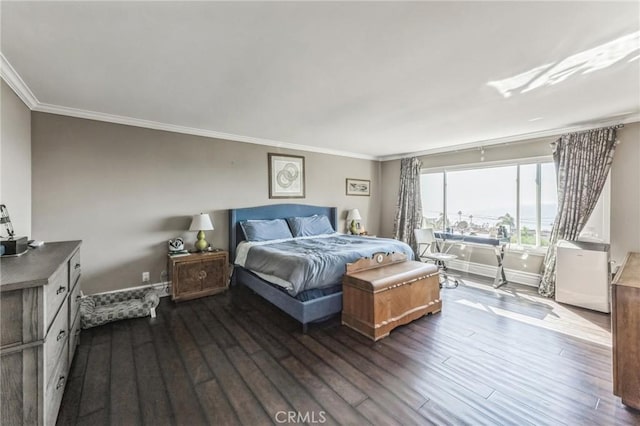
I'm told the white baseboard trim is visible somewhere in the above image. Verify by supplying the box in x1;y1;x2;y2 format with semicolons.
86;281;172;298
447;259;541;287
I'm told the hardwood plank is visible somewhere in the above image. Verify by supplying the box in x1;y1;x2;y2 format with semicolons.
246;310;368;406
249;350;333;424
165;309;213;385
132;341;172;426
191;299;236;349
109;322;141;426
204;296;262;354
195;379;241;426
294;333;431;425
78;340;111;418
149;317;207;425
225;346;295;420
280;355;370;425
55;276;640;426
200;341;271;425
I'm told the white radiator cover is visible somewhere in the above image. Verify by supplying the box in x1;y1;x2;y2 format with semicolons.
555;240;611;313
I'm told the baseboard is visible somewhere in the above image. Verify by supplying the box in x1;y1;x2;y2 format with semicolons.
86;281;172;298
447;259;541;287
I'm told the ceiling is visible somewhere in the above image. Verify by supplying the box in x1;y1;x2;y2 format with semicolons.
2;1;639;160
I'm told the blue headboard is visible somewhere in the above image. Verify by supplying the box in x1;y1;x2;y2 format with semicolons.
228;204;338;260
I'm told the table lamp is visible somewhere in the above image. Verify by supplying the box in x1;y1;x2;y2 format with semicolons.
189;213;214;252
346;209;362;235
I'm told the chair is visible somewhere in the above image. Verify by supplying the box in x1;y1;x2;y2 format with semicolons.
414;228;460;288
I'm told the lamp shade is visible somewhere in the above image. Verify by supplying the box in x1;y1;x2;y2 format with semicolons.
189;213;214;231
347;209;362;221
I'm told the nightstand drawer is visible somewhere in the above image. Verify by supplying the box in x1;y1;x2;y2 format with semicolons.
170;251;228;302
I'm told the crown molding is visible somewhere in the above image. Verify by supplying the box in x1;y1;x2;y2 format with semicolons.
33;102;378;160
378;113;640;162
0;53;39;109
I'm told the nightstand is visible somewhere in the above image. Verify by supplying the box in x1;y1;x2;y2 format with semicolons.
168;250;229;302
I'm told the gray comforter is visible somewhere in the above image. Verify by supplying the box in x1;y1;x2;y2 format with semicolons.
240;234;414;296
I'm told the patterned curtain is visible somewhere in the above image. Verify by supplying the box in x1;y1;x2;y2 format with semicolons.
393;157;423;253
539;126;620;297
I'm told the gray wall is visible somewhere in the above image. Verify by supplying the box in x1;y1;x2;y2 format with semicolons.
610;122;640;267
1;80;31;238
31;112;381;294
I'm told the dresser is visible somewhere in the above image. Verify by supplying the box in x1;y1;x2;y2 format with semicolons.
612;251;640;410
168;250;228;302
1;241;82;425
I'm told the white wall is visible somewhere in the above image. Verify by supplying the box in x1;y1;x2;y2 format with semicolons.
1;80;31;239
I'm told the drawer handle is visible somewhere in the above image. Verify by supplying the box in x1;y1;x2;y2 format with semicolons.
56;376;66;390
57;330;66;341
74;263;81;270
75;328;81;336
76;295;82;301
56;286;66;295
199;270;207;280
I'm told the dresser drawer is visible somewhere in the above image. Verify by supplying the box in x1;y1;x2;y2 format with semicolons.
44;264;69;330
69;274;82;326
70;249;82;289
43;298;69;386
69;309;81;366
44;345;69;426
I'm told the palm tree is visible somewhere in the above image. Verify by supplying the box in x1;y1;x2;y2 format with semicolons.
497;213;515;229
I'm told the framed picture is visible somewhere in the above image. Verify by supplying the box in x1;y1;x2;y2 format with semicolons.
346;178;370;196
268;153;306;198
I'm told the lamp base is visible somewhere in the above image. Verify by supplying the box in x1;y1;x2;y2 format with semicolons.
195;230;208;252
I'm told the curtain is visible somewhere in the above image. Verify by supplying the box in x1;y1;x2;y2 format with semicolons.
393;157;423;253
539;126;620;297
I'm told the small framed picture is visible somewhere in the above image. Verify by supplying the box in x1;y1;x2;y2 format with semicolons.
346;178;370;196
268;153;306;198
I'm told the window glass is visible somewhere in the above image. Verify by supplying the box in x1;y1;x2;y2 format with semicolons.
519;164;537;245
446;166;517;239
540;163;557;246
420;173;444;231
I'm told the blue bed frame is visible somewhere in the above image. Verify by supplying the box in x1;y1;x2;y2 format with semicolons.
229;204;342;332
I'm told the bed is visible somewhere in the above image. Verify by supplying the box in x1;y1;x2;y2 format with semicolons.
228;204;414;331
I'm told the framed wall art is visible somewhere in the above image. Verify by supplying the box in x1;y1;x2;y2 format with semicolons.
346;178;370;196
268;153;306;198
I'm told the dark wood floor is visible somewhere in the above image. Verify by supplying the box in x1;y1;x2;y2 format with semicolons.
57;276;640;426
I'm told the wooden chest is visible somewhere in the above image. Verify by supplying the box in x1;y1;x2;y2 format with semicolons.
342;252;441;341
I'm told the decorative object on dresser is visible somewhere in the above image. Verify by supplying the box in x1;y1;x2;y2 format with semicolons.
79;287;160;329
0;204;28;256
189;213;214;252
1;241;82;425
342;252;441;341
168;237;185;253
169;250;229;302
268;153;305;199
346;208;363;235
611;251;640;410
346;178;370;196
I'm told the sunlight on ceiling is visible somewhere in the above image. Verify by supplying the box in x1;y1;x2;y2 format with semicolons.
488;31;640;98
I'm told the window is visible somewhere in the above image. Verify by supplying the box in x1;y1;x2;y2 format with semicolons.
420;160;558;249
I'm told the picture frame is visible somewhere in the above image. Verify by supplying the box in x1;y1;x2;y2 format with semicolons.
346;178;371;196
268;153;306;198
